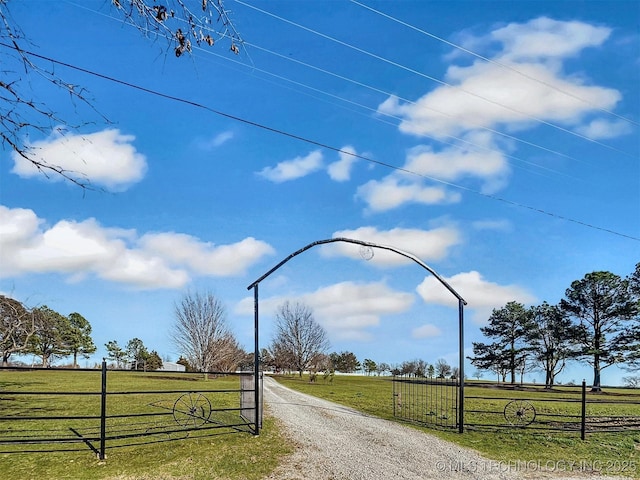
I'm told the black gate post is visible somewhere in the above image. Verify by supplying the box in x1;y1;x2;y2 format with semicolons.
458;299;464;433
247;238;468;435
253;284;260;435
99;359;107;460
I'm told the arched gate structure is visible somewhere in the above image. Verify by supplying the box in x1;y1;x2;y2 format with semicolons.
247;238;467;434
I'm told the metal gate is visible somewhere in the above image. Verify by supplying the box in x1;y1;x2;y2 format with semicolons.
392;375;459;430
0;363;260;459
240;372;263;429
247;237;467;435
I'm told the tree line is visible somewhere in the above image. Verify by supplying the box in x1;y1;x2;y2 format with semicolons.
0;296;96;368
0;290;253;372
258;300;461;382
470;265;639;391
103;338;163;371
0;291;447;379
4;264;636;387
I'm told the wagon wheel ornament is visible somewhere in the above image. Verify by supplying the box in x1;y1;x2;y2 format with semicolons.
359;245;374;261
504;399;536;426
173;393;212;427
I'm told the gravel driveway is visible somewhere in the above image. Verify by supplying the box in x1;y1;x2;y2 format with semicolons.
262;376;624;480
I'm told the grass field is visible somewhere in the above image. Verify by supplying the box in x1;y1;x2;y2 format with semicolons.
273;374;640;478
1;369;639;479
0;369;292;480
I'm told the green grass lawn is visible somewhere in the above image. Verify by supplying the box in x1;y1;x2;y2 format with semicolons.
2;369;638;479
0;369;292;480
273;374;640;478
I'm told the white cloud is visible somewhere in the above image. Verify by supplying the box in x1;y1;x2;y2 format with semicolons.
140;233;275;277
195;130;234;150
322;225;461;266
405;136;510;194
411;323;442;339
257;150;324;182
11;129;147;191
575;118;632;140
471;219;512;232
490;17;611;62
236;281;414;342
99;248;189;289
0;205;274;289
327;145;359;182
373;17;624;207
416;270;536;324
380;61;620;139
357;175;461;212
0;206;42;246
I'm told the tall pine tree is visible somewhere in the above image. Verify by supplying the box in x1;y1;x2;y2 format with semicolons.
471;302;531;385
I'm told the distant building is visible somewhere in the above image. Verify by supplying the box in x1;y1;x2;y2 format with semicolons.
159;362;186;372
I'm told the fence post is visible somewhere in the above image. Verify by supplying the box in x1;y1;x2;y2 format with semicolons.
580;379;586;440
253;284;260;435
458;298;464;433
100;359;107;460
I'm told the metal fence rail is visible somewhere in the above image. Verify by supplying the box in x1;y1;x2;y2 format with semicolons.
392;376;459;430
0;362;261;458
392;377;640;437
463;380;640;438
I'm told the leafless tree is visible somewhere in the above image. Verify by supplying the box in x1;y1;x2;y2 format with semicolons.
0;1;104;187
266;338;295;373
171;291;243;372
0;295;36;366
208;331;247;372
0;0;242;186
113;0;244;58
435;358;452;378
270;301;330;377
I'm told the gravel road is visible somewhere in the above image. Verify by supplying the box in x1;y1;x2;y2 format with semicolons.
262;376;624;480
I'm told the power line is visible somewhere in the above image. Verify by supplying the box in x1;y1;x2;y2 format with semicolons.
89;0;583;164
2;41;637;242
71;1;573;177
242;40;577;168
234;0;635;159
350;0;639;128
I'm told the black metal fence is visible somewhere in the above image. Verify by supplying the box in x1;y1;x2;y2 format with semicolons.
393;376;640;437
392;376;459;430
0;362;262;458
464;380;640;438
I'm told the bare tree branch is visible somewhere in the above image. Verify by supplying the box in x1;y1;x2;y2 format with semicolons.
1;0;244;188
112;0;245;57
271;301;330;377
171;291;244;372
0;295;36;366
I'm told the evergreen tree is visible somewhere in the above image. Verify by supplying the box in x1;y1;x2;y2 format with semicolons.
561;271;638;391
146;350;163;371
527;302;578;388
105;340;126;368
66;313;96;368
29;306;71;367
470;302;531;385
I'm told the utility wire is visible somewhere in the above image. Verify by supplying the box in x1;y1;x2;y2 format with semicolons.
243;40;576;167
234;0;635;159
350;0;639;128
69;0;633;176
72;1;571;177
2;42;637;242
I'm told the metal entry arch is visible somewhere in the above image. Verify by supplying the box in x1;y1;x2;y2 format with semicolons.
247;237;467;434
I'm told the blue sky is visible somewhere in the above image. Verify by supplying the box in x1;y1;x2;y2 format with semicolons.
1;1;638;385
